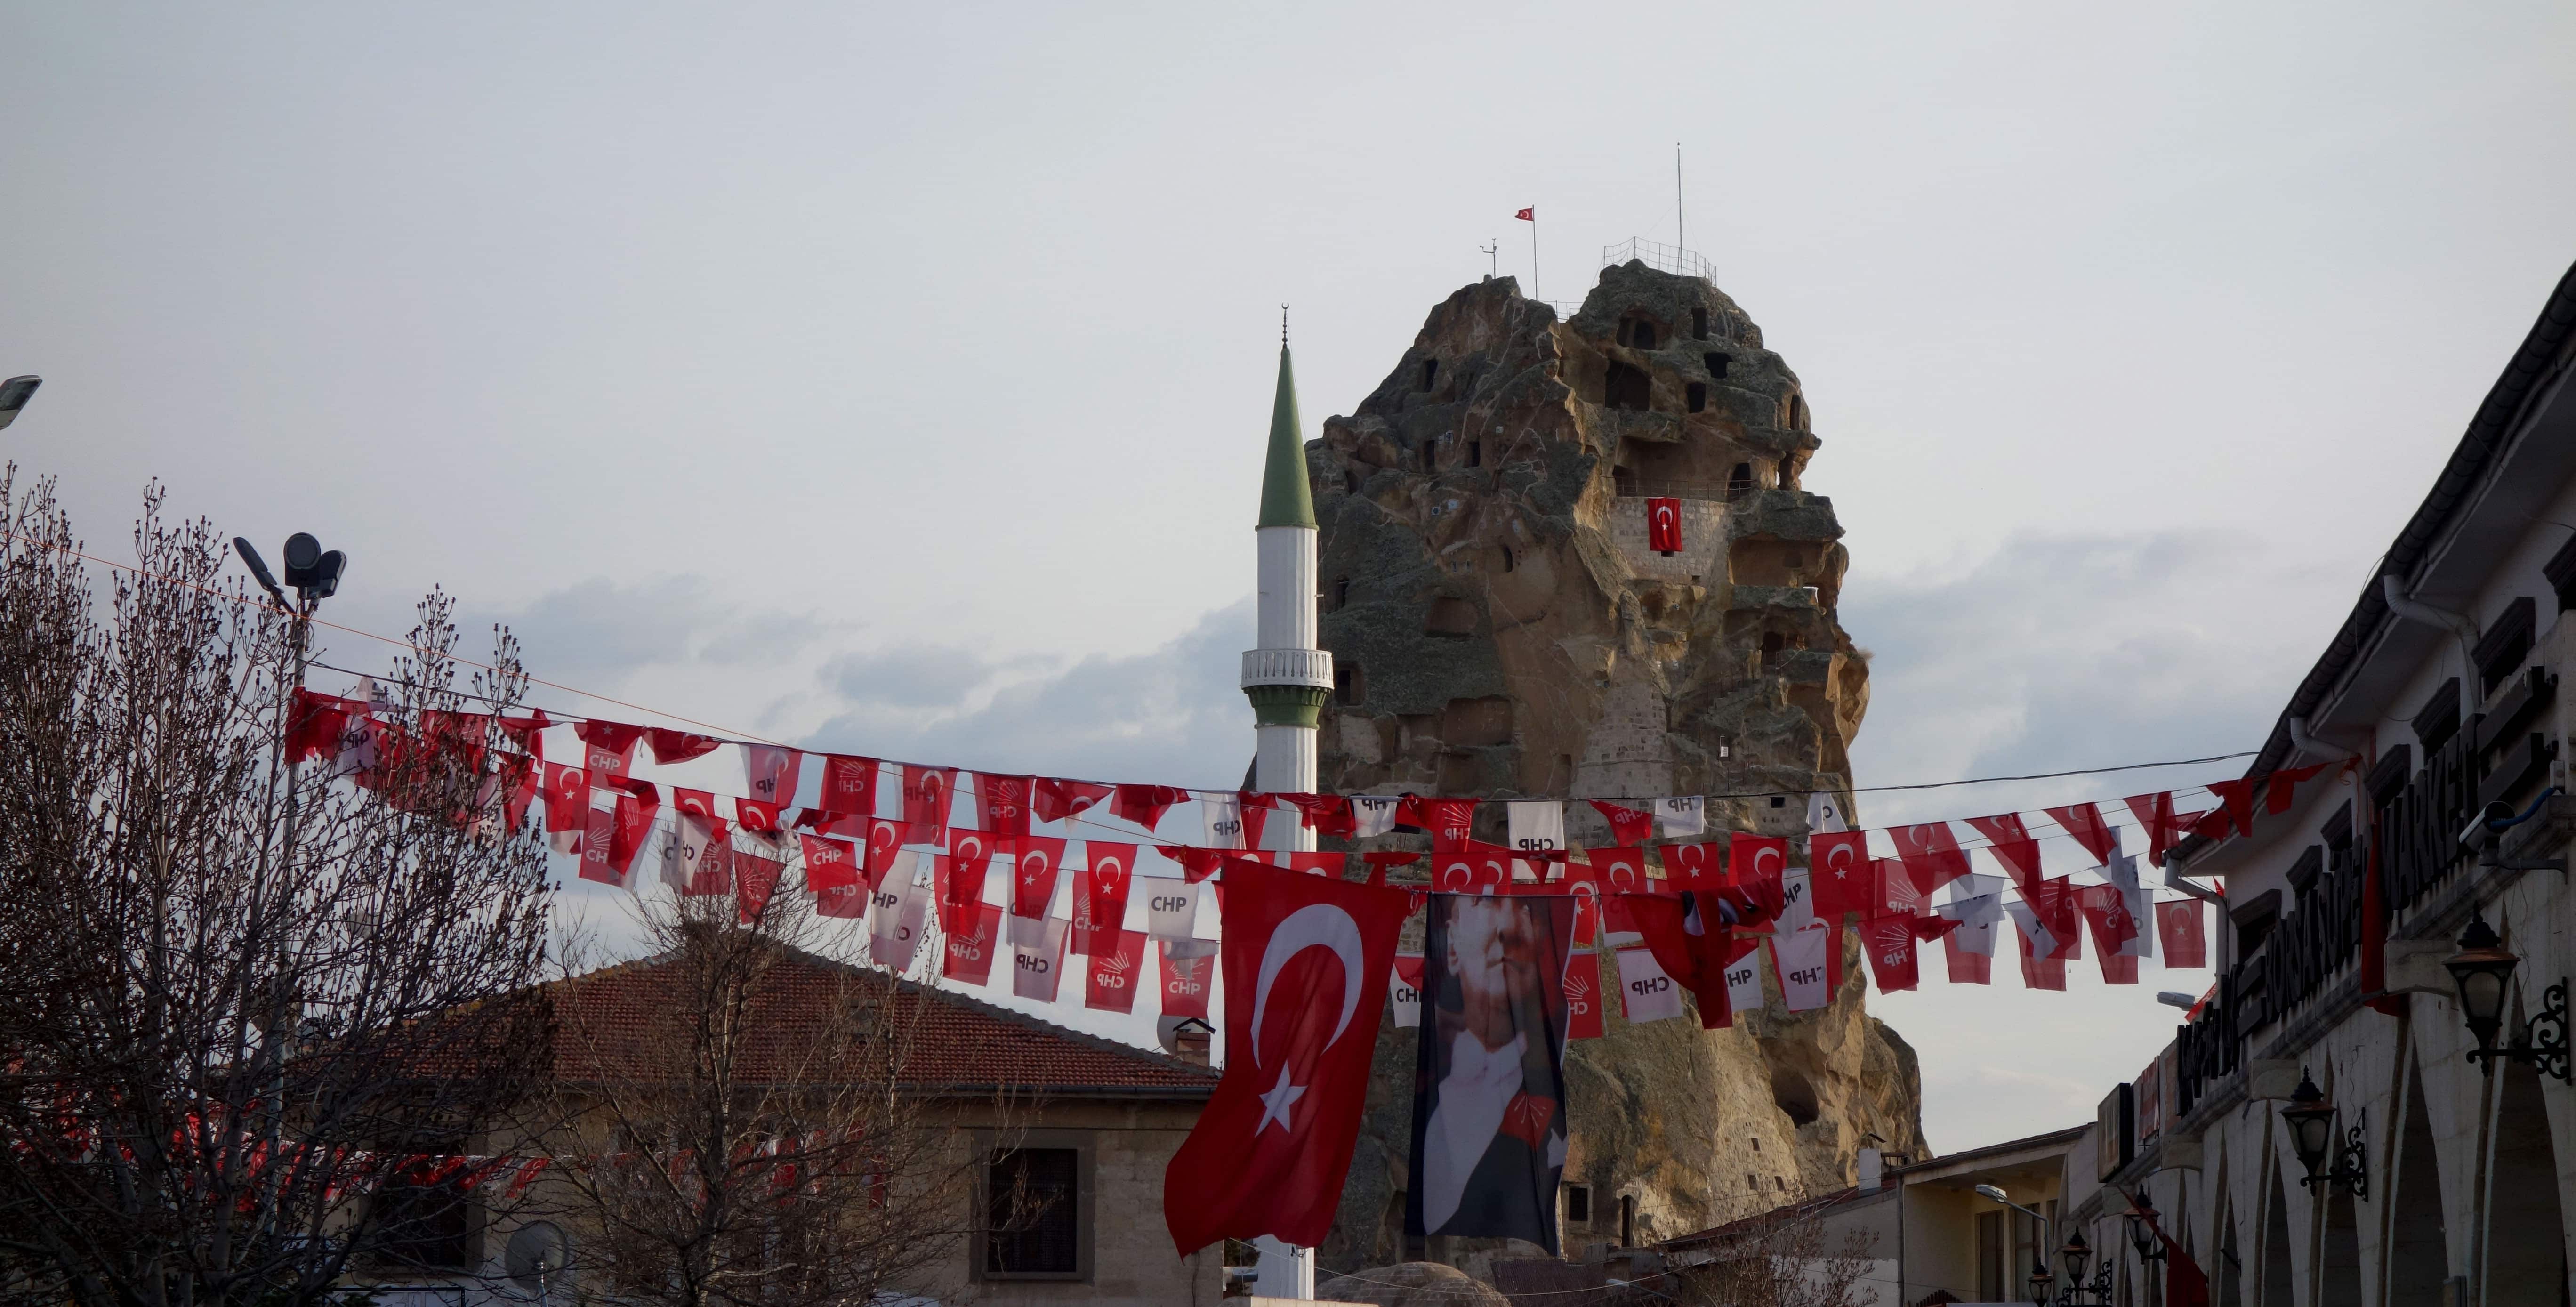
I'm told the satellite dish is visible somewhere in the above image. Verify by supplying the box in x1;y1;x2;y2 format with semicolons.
504;1221;570;1297
1157;1015;1214;1056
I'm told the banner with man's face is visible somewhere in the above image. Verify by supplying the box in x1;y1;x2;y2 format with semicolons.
1406;893;1576;1254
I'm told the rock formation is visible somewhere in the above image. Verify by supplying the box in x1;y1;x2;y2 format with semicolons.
1305;262;1927;1275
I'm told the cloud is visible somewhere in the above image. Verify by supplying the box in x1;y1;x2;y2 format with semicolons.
803;597;1257;789
496;575;835;681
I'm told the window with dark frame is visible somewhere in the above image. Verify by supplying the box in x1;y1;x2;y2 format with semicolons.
2410;678;2463;752
1618;1194;1636;1246
1333;577;1350;610
985;1147;1080;1277
2472;595;2536;698
2546;534;2576;612
1565;1184;1591;1226
370;1163;476;1270
1335;664;1363;706
1727;462;1755;497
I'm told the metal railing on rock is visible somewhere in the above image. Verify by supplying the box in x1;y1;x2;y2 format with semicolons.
1602;236;1717;282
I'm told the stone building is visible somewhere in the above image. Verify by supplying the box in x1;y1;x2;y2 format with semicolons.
2049;258;2576;1306
1301;261;1927;1275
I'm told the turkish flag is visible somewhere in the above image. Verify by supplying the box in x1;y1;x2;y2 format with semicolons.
1034;777;1112;823
862;818;912;889
540;763;590;835
1891;822;1973;895
286;690;361;763
1111;784;1187;833
1086;930;1148;1013
1514;207;1535;221
1163;866;1409;1254
938;846;994;933
819;755;881;816
2045;802;2119;864
1862;915;1920;992
2157;899;2207;968
903;766;957;838
1428;843;1512;895
1009;835;1068;922
1589;800;1655;847
734;797;781;833
1563;951;1605;1040
644;728;722;765
1159;942;1215;1020
1964;813;2044;900
2124;791;2187;863
2203;778;2257;839
980;774;1034;839
1660;840;1718;889
740;744;803;808
1809;831;1873;920
1172;846;1226;885
1646;497;1683;554
1074;842;1137;954
1730;833;1788;893
1236;793;1273;852
803;834;864;919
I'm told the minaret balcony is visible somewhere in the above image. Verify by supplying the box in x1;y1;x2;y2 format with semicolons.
1241;647;1335;691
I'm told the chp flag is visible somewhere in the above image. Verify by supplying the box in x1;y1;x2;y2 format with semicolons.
1164;866;1411;1254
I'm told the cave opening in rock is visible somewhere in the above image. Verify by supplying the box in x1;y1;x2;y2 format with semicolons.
1770;1065;1820;1128
1466;440;1481;468
1705;352;1729;378
1728;462;1755;497
1687;382;1707;413
1692;307;1708;340
1604;361;1651;411
1420;357;1438;392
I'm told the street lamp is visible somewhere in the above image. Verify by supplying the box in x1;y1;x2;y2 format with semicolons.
232;534;348;613
2279;1069;2367;1197
2442;910;2570;1081
0;375;39;431
2126;1197;2165;1263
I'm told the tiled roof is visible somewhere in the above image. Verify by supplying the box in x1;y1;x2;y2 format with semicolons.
546;945;1218;1097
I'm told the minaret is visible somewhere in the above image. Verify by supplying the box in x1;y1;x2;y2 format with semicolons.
1241;319;1328;1301
1241;323;1333;809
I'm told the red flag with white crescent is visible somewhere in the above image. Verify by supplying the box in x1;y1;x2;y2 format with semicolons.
2157;899;2207;968
540;763;589;835
1809;830;1873;920
1892;822;1973;895
1033;777;1112;823
644;728;722;765
1163;865;1409;1254
1646;497;1683;554
733;797;781;833
903;766;956;839
2045;802;2119;864
1010;835;1068;921
1073;843;1137;954
1728;833;1787;895
1964;813;2044;899
1660;840;1717;889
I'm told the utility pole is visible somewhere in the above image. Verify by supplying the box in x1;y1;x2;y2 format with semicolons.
1480;239;1498;280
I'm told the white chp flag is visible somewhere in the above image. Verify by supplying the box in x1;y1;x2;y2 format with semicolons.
1390;954;1424;1029
2105;851;2154;958
868;854;928;970
1012;917;1069;1002
1723;942;1766;1015
1774;924;1835;1012
1806;790;1850;833
1778;867;1817;934
662;811;721;891
1939;894;2004;958
1615;947;1686;1023
331;677;387;779
1507;800;1566;855
1350;794;1404;839
1201;794;1245;849
2004;899;2058;960
1143;878;1202;941
1655;795;1707;838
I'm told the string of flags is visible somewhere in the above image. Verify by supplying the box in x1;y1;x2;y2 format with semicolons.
284;681;2332;1025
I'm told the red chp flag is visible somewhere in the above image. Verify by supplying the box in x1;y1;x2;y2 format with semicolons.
803;835;864;919
819;755;880;816
1589;800;1655;847
1562;951;1605;1041
1164;868;1409;1254
1645;497;1683;554
1086;930;1147;1014
1159;943;1215;1020
980;774;1033;839
1862;915;1921;992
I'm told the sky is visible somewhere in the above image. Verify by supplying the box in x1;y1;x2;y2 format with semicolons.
5;1;2574;1156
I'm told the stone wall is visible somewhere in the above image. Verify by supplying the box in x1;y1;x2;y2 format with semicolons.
1305;264;1924;1276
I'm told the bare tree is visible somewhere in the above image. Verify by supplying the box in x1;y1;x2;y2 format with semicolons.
1669;1207;1881;1307
526;866;1021;1307
0;472;555;1307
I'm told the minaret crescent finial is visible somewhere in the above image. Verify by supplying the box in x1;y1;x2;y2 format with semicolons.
1281;304;1289;347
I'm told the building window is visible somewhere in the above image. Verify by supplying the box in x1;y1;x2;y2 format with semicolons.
1686;382;1707;413
1978;1210;2005;1299
1466;440;1482;468
2545;535;2576;612
1565;1184;1592;1227
1619;1194;1637;1247
1728;462;1755;497
1692;307;1709;340
370;1163;476;1270
1420;358;1439;392
1613;467;1638;496
1785;393;1807;429
1335;664;1364;706
2410;678;2463;752
1333;577;1350;610
985;1147;1081;1278
1704;352;1729;378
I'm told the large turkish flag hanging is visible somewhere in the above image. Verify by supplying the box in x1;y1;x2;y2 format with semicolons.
1164;866;1409;1254
1645;497;1683;554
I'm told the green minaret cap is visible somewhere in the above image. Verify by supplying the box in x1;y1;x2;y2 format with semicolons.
1257;342;1316;529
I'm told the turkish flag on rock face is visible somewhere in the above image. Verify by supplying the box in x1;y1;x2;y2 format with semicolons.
803;835;865;919
1159;942;1215;1020
1074;843;1137;954
2158;900;2208;968
819;755;880;816
1892;823;1973;895
1589;800;1655;847
1810;831;1873;920
1563;951;1606;1040
1164;867;1410;1254
979;773;1033;839
1863;916;1920;992
903;766;956;839
1086;929;1147;1013
1646;497;1683;554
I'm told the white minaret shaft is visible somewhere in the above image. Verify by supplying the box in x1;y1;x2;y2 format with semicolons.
1240;330;1326;1299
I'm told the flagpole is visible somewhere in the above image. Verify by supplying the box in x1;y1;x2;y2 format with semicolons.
1530;216;1540;303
